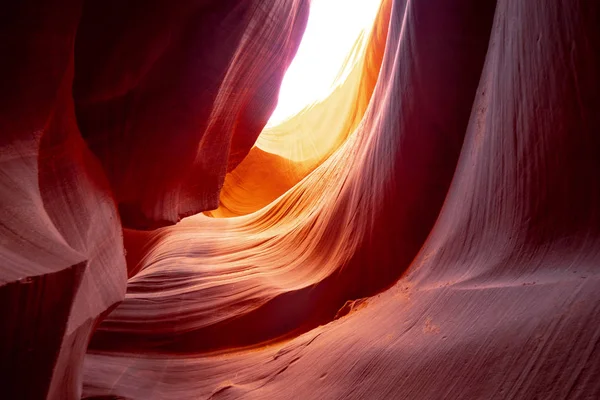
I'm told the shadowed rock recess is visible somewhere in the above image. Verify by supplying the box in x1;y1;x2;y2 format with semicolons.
1;0;599;399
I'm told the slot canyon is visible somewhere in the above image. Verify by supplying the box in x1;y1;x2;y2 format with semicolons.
1;0;600;398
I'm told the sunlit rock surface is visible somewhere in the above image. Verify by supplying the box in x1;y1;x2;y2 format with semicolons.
2;0;600;399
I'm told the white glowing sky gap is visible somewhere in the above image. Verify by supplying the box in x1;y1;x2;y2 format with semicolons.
267;0;383;127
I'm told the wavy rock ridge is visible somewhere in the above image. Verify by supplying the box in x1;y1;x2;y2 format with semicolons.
1;0;599;399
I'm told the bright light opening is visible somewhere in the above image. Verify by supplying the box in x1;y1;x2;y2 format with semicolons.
267;0;383;127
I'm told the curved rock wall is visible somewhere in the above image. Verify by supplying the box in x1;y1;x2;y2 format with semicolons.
1;0;599;399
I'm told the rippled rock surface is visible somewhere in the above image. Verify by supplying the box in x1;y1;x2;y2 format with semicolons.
2;0;599;399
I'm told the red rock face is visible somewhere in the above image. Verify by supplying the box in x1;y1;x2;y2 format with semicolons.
73;0;309;229
2;0;600;399
1;2;126;398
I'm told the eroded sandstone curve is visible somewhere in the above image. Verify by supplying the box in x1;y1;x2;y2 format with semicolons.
2;0;600;399
74;0;309;229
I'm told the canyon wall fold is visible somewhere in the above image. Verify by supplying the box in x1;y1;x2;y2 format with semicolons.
73;0;309;229
1;2;126;398
1;0;599;399
83;0;600;398
88;0;497;358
